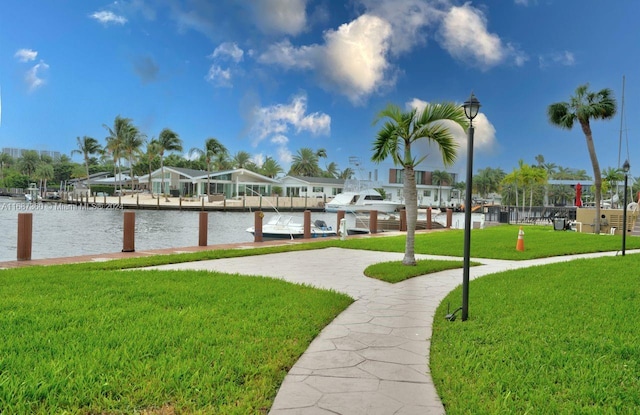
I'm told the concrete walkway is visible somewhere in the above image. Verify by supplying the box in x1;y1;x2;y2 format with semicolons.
147;247;639;414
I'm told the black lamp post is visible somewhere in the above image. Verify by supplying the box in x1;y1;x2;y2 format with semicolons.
622;159;630;256
461;93;480;321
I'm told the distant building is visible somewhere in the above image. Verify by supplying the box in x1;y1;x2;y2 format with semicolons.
2;147;61;160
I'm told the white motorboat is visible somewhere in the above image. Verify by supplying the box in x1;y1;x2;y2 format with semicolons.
246;215;337;240
325;181;402;213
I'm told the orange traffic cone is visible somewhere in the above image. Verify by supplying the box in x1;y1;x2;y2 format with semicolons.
516;226;525;251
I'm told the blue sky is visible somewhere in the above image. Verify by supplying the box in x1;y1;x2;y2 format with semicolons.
1;0;638;180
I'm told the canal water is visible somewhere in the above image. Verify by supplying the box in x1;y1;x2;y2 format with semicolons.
0;198;351;262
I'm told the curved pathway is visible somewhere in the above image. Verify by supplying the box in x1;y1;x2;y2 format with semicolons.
149;248;637;414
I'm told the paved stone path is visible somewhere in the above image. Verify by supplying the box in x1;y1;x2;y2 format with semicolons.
148;248;639;414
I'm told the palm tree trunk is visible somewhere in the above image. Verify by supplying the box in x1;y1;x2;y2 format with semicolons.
206;161;211;197
580;121;602;233
403;166;417;266
84;156;91;196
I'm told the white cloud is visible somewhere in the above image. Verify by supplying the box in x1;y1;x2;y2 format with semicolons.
249;94;330;164
211;42;244;63
25;61;49;92
358;0;440;55
539;51;575;68
439;4;525;70
249;0;307;35
205;65;232;87
259;14;393;104
15;49;38;62
90;10;128;25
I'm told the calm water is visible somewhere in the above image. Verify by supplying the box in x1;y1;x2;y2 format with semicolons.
0;198;348;262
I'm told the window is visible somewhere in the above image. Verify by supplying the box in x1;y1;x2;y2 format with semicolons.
423;190;431;197
312;186;324;193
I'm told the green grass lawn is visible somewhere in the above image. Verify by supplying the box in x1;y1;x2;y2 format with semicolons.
0;266;352;414
2;224;639;413
364;259;475;283
430;255;640;414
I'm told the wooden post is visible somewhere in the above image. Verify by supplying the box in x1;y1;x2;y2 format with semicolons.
337;210;345;232
17;213;33;261
400;209;407;231
369;210;378;234
446;208;453;228
122;211;135;252
199;212;208;246
201;197;205;211
254;211;263;242
136;193;139;207
426;207;432;229
157;195;160;209
304;210;311;239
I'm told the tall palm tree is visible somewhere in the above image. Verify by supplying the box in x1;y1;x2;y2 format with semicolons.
372;102;467;266
143;139;161;197
122;125;145;194
104;116;136;194
548;84;617;233
189;138;227;196
290;148;320;177
71;136;102;196
156;128;182;200
602;166;624;207
432;170;452;206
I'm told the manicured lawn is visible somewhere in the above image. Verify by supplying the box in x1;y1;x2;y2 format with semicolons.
324;224;640;260
0;266;352;414
430;255;640;414
364;259;475;283
3;224;639;413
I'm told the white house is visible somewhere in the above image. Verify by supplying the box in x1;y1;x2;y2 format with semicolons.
279;176;345;200
138;167;278;197
381;168;458;207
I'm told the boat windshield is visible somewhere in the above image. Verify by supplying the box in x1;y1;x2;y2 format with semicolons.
363;195;384;201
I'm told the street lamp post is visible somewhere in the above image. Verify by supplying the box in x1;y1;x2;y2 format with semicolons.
622;160;630;256
461;93;481;321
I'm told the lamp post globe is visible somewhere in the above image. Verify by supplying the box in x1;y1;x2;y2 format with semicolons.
460;92;480;322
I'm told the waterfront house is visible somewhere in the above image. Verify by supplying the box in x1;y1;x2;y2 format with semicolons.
138;167;278;198
381;168;458;207
279;176;345;200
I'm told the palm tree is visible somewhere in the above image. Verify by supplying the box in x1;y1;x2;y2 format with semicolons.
290;148;320;177
156;128;183;200
104;116;136;194
122;125;145;194
34;163;54;197
143;139;161;197
602;166;624;207
71;136;102;196
324;161;340;178
232;151;252;169
548;84;617;233
339;167;354;180
372;102;467;266
260;156;283;178
189;138;227;196
19;150;39;178
432;170;452;206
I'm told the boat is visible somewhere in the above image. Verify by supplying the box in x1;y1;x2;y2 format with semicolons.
325;180;403;213
246;215;337;240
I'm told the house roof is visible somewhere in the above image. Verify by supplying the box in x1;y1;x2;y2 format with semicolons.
282;175;345;186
